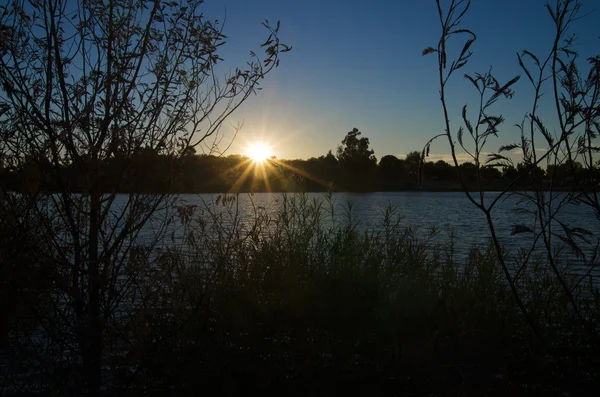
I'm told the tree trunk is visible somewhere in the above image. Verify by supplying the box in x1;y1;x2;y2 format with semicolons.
86;164;102;396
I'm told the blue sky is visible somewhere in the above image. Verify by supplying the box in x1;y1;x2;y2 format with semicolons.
200;0;599;162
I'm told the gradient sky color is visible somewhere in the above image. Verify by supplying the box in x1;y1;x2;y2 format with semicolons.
200;0;599;163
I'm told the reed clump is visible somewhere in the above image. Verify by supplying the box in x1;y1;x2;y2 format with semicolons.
130;193;599;396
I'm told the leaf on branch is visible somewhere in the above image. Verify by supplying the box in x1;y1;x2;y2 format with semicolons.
451;29;476;37
485;153;510;164
545;3;557;24
577;136;586;154
422;46;437;56
571;227;593;236
586;56;600;87
480;115;503;137
498;143;520;153
486;75;520;107
479;115;503;126
517;53;535;85
519;145;531;164
521;50;540;67
555;221;591;257
452;61;468;71
458;38;475;61
531;115;554;146
555;234;584;258
464;74;479;90
557;58;570;77
462;105;473;136
504;74;522;90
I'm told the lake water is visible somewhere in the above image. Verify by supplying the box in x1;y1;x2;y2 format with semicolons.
169;191;600;278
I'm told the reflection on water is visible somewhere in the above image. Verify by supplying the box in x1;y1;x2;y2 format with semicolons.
118;191;599;278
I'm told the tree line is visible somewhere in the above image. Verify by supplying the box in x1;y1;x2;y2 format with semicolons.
1;127;589;193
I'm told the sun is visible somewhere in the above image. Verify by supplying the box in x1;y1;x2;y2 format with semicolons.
246;142;272;163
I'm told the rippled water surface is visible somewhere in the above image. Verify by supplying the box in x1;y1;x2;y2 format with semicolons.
165;191;599;277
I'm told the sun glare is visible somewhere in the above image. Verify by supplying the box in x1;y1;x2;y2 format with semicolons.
246;142;272;163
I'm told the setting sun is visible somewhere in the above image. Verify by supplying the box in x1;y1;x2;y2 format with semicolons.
246;142;273;163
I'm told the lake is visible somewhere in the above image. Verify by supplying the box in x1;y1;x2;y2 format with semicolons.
168;191;599;278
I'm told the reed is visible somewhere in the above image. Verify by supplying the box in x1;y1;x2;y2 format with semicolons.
127;192;599;395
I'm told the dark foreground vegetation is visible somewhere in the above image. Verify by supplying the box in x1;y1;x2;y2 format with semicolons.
2;193;599;395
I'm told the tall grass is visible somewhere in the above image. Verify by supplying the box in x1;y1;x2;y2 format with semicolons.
125;193;599;395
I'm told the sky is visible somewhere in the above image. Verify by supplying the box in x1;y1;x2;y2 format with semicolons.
199;0;599;163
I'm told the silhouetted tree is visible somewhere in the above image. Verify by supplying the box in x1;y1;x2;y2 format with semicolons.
404;151;422;181
425;1;600;372
0;0;289;393
321;150;339;168
378;155;406;189
480;165;502;182
502;165;518;180
379;155;403;175
432;160;454;180
459;162;478;183
336;128;377;173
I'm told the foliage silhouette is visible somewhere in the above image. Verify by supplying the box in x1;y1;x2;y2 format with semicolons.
0;0;289;394
422;0;600;384
336;128;377;172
